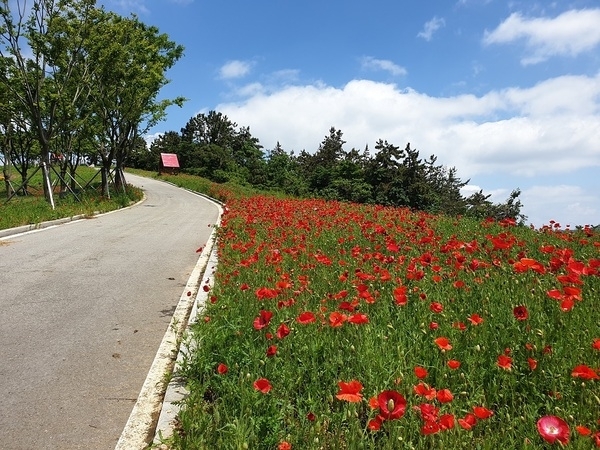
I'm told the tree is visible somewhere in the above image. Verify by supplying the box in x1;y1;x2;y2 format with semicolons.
0;0;100;205
83;11;185;195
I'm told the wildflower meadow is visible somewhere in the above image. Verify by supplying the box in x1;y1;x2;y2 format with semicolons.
170;192;599;449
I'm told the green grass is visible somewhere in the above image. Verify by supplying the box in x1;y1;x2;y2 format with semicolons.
0;165;143;231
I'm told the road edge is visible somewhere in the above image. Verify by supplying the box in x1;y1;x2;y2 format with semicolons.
115;189;223;450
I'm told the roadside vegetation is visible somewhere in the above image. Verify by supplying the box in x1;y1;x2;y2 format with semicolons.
0;165;142;230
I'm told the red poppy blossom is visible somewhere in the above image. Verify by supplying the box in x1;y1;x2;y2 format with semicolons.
513;305;529;321
430;302;444;313
336;380;363;402
393;286;408;306
571;364;599;380
497;354;512;371
367;416;383;431
329;311;347;327
473;406;494;420
253;310;274;330
414;403;439;422
297;311;316;324
537;415;570;445
436;388;454;404
276;323;290;339
266;345;277;357
414;366;428;379
458;413;477;430
593;338;600;350
434;337;452;351
439;414;455;430
254;378;272;394
421;420;441;435
447;359;461;370
468;313;484;325
576;425;591;436
377;390;407;420
528;358;538;371
278;441;292;450
413;382;437;400
348;313;369;324
217;363;228;374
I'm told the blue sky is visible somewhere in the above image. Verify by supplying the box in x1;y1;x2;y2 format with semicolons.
103;0;600;228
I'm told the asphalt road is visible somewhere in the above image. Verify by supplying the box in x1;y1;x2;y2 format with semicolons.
0;174;220;450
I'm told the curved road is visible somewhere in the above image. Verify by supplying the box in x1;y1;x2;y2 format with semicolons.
0;174;220;449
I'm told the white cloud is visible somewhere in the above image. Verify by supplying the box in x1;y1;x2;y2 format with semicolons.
417;17;446;41
217;73;600;178
360;57;407;76
483;9;600;65
522;185;599;227
219;60;253;79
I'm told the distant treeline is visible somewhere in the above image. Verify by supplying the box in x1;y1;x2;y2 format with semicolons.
128;110;525;222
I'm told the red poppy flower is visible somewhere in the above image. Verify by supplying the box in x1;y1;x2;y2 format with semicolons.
217;363;228;374
393;286;408;306
458;413;477;430
421;420;440;435
436;388;454;404
429;321;439;330
571;364;599;380
266;345;277;357
434;337;452;351
377;390;407;420
253;310;274;330
414;403;439;422
276;323;290;339
593;338;600;350
367;416;383;431
430;302;444;313
439;414;455;430
528;358;538;370
468;313;484;325
278;441;292;450
336;380;363;402
537;415;570;445
297;311;316;324
306;412;316;421
254;378;272;394
447;359;461;370
329;311;347;327
414;366;428;379
348;313;369;324
473;406;494;420
575;425;591;436
497;354;512;371
452;321;467;331
513;305;529;321
414;382;437;400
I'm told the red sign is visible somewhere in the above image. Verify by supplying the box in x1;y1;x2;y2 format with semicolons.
160;153;180;168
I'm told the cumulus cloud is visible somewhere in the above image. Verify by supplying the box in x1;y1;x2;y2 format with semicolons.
360;57;407;76
218;74;600;179
417;17;446;41
219;60;254;79
483;9;600;65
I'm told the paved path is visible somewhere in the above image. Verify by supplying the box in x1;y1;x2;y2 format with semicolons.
0;174;220;449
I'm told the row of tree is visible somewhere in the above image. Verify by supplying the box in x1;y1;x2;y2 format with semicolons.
132;111;525;222
0;0;184;202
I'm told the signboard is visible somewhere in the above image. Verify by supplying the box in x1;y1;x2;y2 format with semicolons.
160;153;180;168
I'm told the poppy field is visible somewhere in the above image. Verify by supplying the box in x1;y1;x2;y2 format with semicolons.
172;194;599;449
